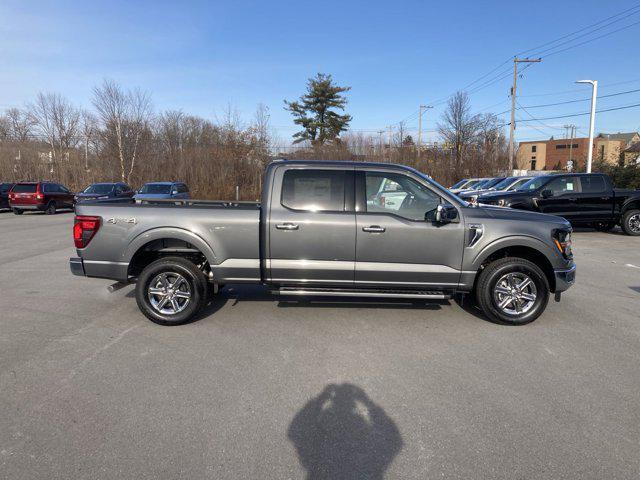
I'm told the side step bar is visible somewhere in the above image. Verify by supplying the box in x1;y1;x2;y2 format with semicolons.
274;287;452;300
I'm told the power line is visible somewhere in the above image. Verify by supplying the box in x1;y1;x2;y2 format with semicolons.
514;2;640;57
519;87;640;109
501;101;640;125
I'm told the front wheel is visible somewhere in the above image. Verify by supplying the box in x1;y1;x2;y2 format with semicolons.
594;221;615;232
135;256;208;325
13;209;23;215
476;257;550;325
45;201;57;215
621;209;640;236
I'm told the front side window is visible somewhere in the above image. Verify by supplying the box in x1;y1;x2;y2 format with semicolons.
281;169;345;212
547;177;580;195
365;172;441;221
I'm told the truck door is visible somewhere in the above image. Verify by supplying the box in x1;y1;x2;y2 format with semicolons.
574;175;613;222
267;166;355;286
537;176;581;222
354;169;465;289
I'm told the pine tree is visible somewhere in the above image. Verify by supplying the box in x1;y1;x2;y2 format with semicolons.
284;73;352;145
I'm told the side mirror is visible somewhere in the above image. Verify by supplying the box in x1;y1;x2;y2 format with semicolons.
433;204;458;224
541;189;553;199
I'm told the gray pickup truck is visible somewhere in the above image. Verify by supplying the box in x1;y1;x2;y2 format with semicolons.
70;160;576;326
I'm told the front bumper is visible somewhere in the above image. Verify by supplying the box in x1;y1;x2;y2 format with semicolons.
70;257;86;276
554;263;576;292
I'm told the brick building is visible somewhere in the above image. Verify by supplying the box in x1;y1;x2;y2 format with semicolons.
516;132;639;171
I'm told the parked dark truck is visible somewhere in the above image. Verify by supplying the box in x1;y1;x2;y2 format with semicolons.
70;161;576;326
478;173;640;235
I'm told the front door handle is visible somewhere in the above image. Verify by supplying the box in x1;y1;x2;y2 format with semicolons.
276;222;299;230
362;225;386;233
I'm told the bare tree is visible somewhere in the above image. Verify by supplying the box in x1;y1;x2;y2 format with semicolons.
29;93;80;160
92;79;152;183
437;92;481;175
5;108;37;142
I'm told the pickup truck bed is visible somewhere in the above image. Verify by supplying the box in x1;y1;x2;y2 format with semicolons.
73;199;262;283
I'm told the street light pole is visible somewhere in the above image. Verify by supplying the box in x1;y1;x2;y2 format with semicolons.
576;79;598;173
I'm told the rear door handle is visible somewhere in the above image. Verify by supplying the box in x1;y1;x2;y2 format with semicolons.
276;223;299;230
362;225;385;233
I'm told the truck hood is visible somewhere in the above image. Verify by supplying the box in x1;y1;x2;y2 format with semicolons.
477;204;571;227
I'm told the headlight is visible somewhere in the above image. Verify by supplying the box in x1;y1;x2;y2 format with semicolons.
470;195;479;205
553;229;573;259
498;199;507;206
98;195;109;199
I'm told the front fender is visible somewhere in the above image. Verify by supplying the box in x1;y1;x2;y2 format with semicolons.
468;235;561;270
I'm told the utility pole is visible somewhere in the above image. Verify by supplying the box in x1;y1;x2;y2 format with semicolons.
388;126;393;162
417;105;433;152
567;124;576;171
576;79;598;173
508;57;542;173
377;130;384;155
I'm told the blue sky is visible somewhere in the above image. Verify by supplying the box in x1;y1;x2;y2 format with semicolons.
1;0;639;144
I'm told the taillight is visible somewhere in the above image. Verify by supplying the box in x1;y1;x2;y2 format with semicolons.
36;193;44;200
73;215;101;248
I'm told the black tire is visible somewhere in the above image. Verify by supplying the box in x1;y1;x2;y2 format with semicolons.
135;256;208;325
475;257;550;325
621;209;640;236
13;209;23;215
45;201;56;215
593;221;615;232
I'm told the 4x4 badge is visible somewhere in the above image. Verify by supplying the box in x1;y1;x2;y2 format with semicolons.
106;217;137;224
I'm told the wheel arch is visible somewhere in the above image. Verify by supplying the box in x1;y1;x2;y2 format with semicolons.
470;236;558;292
125;227;217;278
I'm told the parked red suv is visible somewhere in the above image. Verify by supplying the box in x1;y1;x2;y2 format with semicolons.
9;182;75;215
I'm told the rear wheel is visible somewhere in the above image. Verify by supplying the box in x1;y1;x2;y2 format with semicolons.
135;256;208;325
45;201;56;215
476;257;550;325
621;209;640;236
13;209;23;215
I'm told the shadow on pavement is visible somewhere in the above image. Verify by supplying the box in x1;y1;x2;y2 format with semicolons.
630;286;640;294
288;383;402;480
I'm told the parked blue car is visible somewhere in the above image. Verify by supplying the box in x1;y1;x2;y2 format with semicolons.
134;182;190;201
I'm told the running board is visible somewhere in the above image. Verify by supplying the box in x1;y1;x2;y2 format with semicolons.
274;287;452;300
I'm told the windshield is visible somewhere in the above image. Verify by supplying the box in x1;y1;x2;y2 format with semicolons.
516;176;550;191
508;177;532;190
481;178;503;189
450;179;468;189
472;179;490;189
83;184;114;194
139;184;172;194
491;177;517;190
12;184;37;193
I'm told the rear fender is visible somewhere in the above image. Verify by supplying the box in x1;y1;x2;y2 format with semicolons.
125;227;217;266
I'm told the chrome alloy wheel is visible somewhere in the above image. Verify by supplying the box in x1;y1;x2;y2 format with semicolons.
148;272;191;315
493;272;537;316
629;213;640;233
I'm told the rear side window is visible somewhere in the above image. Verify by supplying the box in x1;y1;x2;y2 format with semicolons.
281;169;345;212
12;184;37;193
581;176;606;193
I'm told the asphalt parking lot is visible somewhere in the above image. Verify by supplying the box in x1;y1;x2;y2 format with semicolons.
1;211;639;479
